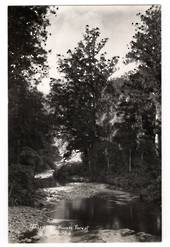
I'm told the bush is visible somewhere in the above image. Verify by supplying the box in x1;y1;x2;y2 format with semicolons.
53;161;88;182
9;163;35;206
141;176;161;202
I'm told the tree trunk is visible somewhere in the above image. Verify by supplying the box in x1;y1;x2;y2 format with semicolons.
129;149;132;173
88;159;91;174
83;147;91;174
16;139;21;164
154;98;161;157
105;146;110;173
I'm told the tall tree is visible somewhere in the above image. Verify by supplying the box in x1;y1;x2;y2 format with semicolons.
8;6;57;205
126;5;161;93
125;5;161;157
49;26;118;170
8;6;57;164
8;6;50;88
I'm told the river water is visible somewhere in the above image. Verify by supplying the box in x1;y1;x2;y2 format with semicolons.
34;186;161;243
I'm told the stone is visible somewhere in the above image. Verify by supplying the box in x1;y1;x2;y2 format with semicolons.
31;235;40;241
121;229;135;236
23;238;32;243
136;232;153;242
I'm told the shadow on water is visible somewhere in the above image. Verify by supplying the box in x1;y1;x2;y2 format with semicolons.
34;192;161;242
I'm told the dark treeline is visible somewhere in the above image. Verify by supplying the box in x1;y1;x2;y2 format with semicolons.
8;6;59;205
8;5;161;206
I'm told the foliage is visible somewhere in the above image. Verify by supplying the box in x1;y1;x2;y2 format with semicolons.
49;26;118;168
53;161;88;182
8;6;52;87
8;6;58;205
102;5;162;174
126;5;161;94
125;5;161;156
9;163;35;206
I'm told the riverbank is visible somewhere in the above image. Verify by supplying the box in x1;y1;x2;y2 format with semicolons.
8;206;47;243
53;160;161;203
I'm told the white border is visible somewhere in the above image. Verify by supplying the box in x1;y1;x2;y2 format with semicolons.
5;0;165;6
1;0;170;247
0;0;8;246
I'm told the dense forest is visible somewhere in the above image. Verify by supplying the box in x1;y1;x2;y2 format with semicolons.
8;5;161;206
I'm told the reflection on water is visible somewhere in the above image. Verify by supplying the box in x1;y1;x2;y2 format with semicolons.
50;197;161;234
37;194;161;242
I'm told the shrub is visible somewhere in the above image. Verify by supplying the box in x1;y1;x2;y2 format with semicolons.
9;163;35;206
53;161;88;182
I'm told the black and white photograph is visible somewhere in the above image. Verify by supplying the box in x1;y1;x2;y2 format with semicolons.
7;3;161;243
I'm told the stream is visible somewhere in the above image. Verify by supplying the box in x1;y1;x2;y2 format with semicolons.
21;182;161;243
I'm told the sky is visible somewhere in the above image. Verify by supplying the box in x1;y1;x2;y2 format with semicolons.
38;5;150;94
